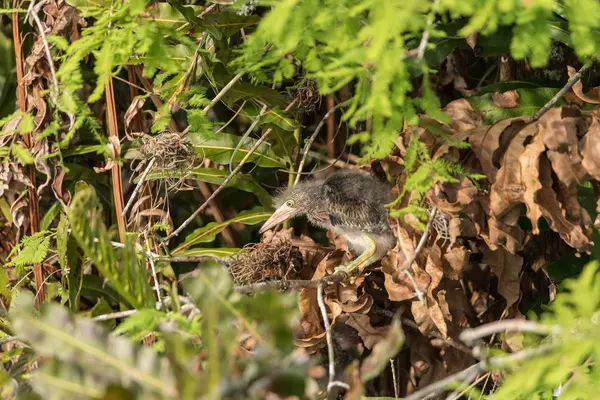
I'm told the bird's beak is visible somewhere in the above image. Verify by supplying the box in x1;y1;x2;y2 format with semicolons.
259;204;297;234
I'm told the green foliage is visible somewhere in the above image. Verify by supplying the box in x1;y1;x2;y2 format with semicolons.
5;231;51;269
67;184;155;309
236;0;598;159
173;208;271;254
10;291;180;399
492;261;600;399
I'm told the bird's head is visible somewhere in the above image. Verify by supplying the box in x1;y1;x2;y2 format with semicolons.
259;181;321;233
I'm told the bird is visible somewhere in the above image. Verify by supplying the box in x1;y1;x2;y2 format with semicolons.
259;169;396;274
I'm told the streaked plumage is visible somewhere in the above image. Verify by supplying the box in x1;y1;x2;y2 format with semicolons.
260;170;396;272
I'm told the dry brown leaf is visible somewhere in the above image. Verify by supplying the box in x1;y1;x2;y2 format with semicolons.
343;313;388;350
581;116;600;180
539;107;586;186
124;96;147;135
492;90;520;109
466;32;478;50
443;99;483;131
490;123;538;219
411;296;448;338
535;155;592;252
425;244;443;293
483;248;523;306
568;65;600;104
469;117;528;181
430;178;478;214
486;213;524;254
519;127;545;234
443;246;470;279
440;53;477;96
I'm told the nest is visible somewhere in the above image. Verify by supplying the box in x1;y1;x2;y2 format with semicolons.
135;132;201;191
291;79;321;113
228;238;304;286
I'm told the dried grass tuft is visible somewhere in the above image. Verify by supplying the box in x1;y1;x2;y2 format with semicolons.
228;237;303;286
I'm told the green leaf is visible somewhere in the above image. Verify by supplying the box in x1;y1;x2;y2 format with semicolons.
143;167;272;207
10;291;178;399
40;201;62;231
173;208;270;254
167;247;241;259
469;88;562;124
68;187;154;309
190;132;284;168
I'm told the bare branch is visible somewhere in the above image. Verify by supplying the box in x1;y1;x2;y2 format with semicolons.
459;319;560;346
317;283;350;395
532;58;595;121
416;0;439;61
393;207;438;302
91;309;138;322
203;72;244;114
234;271;348;294
404;344;554;400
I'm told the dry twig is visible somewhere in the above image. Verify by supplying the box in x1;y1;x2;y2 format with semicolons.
404;344;554;400
459;319;560;345
532;58;595;121
234;271;348;294
317;283;350;395
123;157;156;217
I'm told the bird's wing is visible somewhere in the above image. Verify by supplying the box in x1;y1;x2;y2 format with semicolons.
322;173;389;234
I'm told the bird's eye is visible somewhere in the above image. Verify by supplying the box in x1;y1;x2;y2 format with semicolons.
285;200;295;208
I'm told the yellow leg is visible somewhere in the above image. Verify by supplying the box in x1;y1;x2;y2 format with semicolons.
335;234;377;275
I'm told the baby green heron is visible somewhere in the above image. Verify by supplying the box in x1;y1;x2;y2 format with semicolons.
259;170;396;274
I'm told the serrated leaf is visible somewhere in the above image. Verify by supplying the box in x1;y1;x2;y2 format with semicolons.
173;208;270;254
7;232;50;267
191;132;284;168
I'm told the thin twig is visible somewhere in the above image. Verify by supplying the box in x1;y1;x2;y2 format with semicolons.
164;99;297;242
145;231;164;310
317;283;350;395
122;157;156;217
459;319;560;346
532;58;595;121
393;207;438;302
234;271;348;294
229;104;269;171
26;0;58;102
295;101;346;185
391;358;399;399
202;72;244;114
404;344;554;400
416;0;439;61
91;309;138;322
